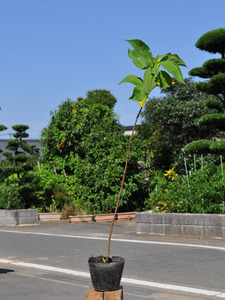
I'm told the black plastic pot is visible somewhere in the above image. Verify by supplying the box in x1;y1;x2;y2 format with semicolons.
88;256;125;291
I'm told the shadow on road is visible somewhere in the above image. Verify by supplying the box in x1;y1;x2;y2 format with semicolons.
0;268;14;274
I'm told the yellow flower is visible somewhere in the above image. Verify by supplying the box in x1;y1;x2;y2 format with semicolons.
172;78;177;85
164;167;178;180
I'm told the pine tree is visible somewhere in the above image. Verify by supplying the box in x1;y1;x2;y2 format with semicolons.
0;125;8;153
1;125;40;209
184;28;225;154
0;106;8;153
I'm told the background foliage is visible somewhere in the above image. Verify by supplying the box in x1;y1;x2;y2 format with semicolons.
1;30;225;215
40;89;148;214
137;78;215;171
144;162;225;214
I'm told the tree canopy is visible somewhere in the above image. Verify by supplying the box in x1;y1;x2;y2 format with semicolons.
40;89;148;213
195;28;225;57
138;78;215;169
79;89;117;109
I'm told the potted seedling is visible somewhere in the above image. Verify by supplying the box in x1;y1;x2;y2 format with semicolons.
88;39;186;291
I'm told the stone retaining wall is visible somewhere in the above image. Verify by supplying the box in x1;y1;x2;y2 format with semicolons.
136;212;225;239
0;209;38;226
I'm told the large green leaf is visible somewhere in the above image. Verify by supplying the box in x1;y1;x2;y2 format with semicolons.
143;67;151;93
119;75;143;85
126;39;151;69
143;67;158;93
128;49;149;69
129;83;146;101
158;71;172;89
166;53;187;67
126;39;151;58
160;60;185;83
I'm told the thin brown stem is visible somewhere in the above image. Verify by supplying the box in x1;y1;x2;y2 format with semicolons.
105;106;143;262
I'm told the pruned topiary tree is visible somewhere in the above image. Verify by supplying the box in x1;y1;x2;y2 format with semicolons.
184;28;225;154
0;125;8;153
0;106;8;153
0;125;41;209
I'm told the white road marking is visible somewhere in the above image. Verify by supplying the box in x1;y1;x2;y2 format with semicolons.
1;229;225;252
0;258;224;298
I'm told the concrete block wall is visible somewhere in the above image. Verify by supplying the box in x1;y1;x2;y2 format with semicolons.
0;209;38;226
136;212;225;239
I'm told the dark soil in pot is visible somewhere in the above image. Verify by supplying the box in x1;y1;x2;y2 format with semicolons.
88;256;125;291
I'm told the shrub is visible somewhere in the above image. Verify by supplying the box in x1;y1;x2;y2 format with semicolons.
144;164;225;214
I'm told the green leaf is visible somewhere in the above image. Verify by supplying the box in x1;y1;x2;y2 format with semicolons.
126;39;151;69
160;60;185;83
165;53;187;67
129;83;146;101
128;49;149;69
126;39;151;58
143;67;151;93
143;67;158;93
158;71;172;89
151;66;160;77
119;75;143;85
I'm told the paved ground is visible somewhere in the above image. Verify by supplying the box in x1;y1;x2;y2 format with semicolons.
0;263;216;300
1;220;225;299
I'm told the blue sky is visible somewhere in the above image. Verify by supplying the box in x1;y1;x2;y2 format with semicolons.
0;0;225;139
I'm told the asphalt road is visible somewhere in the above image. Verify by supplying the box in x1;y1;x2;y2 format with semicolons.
0;221;225;299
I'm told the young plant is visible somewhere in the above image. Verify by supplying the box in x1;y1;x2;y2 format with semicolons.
105;39;186;262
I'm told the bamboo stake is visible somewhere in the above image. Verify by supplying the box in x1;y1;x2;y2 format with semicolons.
184;157;189;187
220;155;223;178
201;154;203;170
53;165;57;175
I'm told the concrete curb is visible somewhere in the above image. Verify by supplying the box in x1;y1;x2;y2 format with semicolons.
0;209;38;226
136;212;225;239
